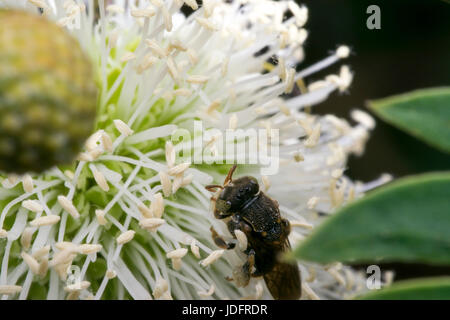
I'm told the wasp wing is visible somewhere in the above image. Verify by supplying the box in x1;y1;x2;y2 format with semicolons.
263;240;301;300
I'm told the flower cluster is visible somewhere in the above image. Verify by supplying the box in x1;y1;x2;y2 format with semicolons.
0;0;390;300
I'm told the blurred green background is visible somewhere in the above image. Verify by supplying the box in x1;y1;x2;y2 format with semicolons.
300;0;450;281
301;0;450;181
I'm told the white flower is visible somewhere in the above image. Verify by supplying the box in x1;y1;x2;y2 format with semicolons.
0;0;390;300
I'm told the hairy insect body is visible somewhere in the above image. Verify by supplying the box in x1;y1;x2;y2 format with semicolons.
206;166;301;300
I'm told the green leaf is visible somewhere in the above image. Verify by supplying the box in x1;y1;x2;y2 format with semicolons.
293;172;450;265
367;87;450;153
358;277;450;300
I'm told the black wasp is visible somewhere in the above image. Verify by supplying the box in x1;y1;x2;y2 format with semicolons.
206;165;301;300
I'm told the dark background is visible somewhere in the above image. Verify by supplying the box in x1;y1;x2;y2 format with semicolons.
300;0;450;280
300;0;450;181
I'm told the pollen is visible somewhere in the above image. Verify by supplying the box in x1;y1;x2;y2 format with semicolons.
38;258;49;277
57;195;80;219
261;175;271;192
184;0;199;10
284;68;296;94
106;269;117;279
0;285;22;295
206;100;221;115
172;173;184;194
64;281;91;293
288;2;308;27
173;88;192;97
78;244;103;255
190;239;201;259
278;58;287;81
106;4;125;14
145;39;167;58
200;249;224;267
150;193;164;218
139;218;165;231
33;246;50;260
117;230;136;245
21;227;34;249
153;278;169;299
290;220;313;229
181;174;194;188
22;200;44;213
85;130;103;151
162;7;173;32
221;57;229;76
351;109;375;130
167;162;190;176
113;119;134;137
95;209;108;226
22;175;34;193
90;165;109;192
137;54;159;74
0;229;7;238
186;75;209;84
30;215;61;227
331;169;344;179
136;204;151;219
187;48;199;65
131;7;156;18
166;56;180;82
21;251;40;274
304;124;321;147
234;230;248;251
167;248;188;259
64;170;75;180
167;248;188;270
101;132;114;153
121;52;136;63
303;282;320;300
328;267;347;287
159;171;172;197
307;196;320;210
336;45;351;59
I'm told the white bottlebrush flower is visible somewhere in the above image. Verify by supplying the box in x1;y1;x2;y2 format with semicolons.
0;0;390;300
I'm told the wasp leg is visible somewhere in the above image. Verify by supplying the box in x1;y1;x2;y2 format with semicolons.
205;185;223;192
233;249;255;287
227;215;252;237
210;226;236;250
242;248;264;278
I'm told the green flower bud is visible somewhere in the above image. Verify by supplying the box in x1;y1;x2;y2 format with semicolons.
0;10;97;174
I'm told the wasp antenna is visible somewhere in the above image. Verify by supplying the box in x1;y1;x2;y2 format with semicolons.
224;164;237;186
205;184;223;192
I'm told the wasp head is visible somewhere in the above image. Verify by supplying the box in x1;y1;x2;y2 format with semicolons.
217;176;259;212
206;165;259;215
